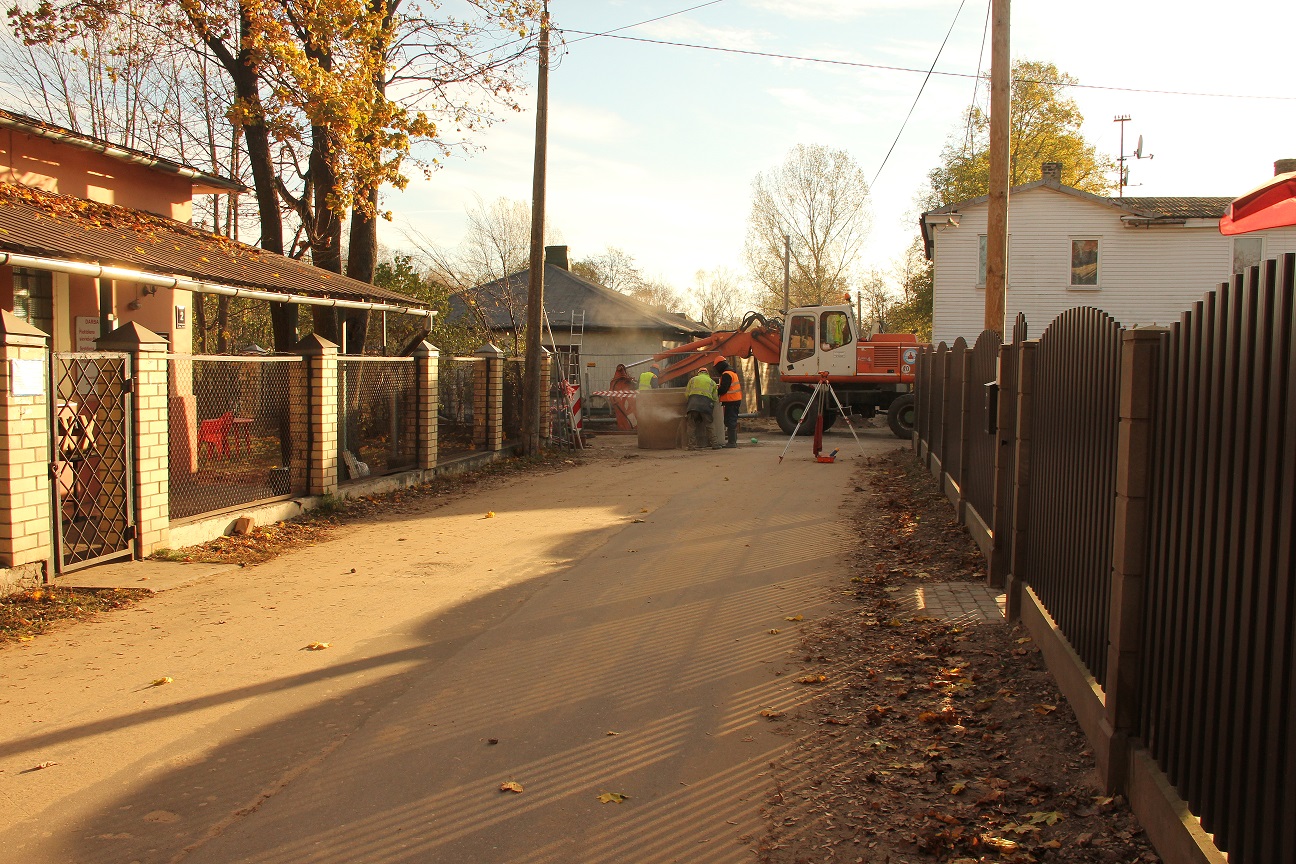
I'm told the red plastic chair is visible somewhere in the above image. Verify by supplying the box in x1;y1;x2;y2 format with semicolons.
198;411;235;459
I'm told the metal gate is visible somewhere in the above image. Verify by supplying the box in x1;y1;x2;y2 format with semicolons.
50;351;135;572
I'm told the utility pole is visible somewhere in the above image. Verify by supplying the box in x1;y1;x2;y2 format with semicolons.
983;0;1010;336
782;235;790;313
521;1;549;456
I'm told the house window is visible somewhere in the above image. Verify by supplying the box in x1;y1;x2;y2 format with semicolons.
977;234;1011;288
12;267;54;334
1070;238;1100;288
1232;236;1264;275
787;314;816;363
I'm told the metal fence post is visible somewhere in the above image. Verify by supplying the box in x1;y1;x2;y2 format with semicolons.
1005;340;1037;622
297;333;339;496
1101;327;1165;793
413;341;439;470
933;349;952;486
988;343;1015;589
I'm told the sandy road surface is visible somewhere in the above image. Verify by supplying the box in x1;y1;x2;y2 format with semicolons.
1;428;896;864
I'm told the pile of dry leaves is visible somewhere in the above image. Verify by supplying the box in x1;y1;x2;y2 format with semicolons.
757;447;1159;864
0;586;150;644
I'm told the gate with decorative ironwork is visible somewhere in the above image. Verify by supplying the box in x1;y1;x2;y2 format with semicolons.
50;351;135;572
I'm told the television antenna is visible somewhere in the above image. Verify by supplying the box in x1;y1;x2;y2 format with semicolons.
1114;115;1154;197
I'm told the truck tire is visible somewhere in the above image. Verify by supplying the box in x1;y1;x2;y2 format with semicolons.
887;394;916;439
775;392;812;435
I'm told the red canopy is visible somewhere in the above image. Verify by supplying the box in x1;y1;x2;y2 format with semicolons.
1219;171;1296;235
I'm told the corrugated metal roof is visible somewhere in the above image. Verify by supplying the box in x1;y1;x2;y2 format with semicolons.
0;182;421;306
1113;197;1232;219
449;264;709;337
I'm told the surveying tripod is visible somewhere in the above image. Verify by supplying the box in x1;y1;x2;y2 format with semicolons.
778;372;865;464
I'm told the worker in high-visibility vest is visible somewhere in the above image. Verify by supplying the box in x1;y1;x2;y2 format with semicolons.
714;357;742;449
683;367;719;450
638;363;660;390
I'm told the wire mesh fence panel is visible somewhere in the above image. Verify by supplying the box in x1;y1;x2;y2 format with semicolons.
438;358;479;461
51;352;134;571
574;353;647;416
503;358;524;443
168;356;307;522
338;358;418;482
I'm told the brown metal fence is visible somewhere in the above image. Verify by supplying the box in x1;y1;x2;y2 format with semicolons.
167;355;307;521
1022;306;1123;683
928;343;948;471
338;357;419;481
910;264;1296;864
961;329;1002;527
914;346;934;456
1139;254;1296;864
942;337;967;485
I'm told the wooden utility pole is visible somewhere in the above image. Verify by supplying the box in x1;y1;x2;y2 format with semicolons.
521;1;549;456
984;0;1010;336
782;235;790;312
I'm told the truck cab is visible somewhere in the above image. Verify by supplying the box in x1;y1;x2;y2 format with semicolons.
781;305;857;380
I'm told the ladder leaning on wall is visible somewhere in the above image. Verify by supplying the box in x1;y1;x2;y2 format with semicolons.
542;308;586;448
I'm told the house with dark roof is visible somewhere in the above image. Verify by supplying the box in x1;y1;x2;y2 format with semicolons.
448;245;708;396
919;161;1296;344
0;108;429;353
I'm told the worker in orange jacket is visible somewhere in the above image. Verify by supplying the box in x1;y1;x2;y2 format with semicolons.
714;357;742;448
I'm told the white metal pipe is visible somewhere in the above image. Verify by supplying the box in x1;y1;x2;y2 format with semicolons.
0;251;435;318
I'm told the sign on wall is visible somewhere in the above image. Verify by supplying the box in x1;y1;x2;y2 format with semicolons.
75;317;100;351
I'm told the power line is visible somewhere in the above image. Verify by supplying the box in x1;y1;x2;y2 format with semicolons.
962;0;992;155
563;0;731;46
556;28;1296;101
871;0;969;187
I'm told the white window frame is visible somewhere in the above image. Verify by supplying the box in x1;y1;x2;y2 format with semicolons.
1232;235;1265;276
977;234;1011;289
1068;236;1102;290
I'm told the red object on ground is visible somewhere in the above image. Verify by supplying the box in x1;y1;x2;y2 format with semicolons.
1219;172;1296;235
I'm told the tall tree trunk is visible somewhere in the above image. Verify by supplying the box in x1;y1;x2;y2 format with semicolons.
309;126;343;274
346;185;379;284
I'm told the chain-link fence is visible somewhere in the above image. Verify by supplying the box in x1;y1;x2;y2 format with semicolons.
438;357;479;461
338;357;419;482
168;355;307;521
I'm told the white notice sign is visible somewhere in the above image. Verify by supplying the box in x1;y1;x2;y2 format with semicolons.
75;317;100;351
10;358;45;396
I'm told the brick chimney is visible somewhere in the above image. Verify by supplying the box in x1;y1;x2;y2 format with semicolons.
1041;162;1063;184
544;245;569;270
1275;158;1296;176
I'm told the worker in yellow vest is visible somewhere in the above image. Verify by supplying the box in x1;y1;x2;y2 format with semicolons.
638;363;660;390
714;357;742;448
684;366;719;450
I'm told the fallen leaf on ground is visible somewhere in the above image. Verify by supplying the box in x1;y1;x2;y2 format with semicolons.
769;629;781;635
798;674;827;684
784;614;804;622
759;709;784;719
304;642;331;651
30;761;58;770
484;511;495;518
149;677;172;687
605;730;619;736
950;781;966;794
1034;703;1057;715
639;508;649;513
499;781;524;793
598;792;629;804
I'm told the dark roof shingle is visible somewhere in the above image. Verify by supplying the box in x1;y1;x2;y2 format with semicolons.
0;183;421;306
1112;197;1232;219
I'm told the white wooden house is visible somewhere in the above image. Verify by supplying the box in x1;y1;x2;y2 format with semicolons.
920;161;1296;345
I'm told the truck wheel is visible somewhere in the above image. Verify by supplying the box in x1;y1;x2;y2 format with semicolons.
887;394;916;439
775;392;812;435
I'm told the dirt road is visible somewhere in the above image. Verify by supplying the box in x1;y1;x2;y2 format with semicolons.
1;428;898;864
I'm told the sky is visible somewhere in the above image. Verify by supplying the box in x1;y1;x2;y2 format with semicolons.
382;0;1296;300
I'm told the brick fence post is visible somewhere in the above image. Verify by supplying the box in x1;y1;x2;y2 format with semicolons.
538;348;552;443
1005;340;1038;622
474;343;504;452
298;334;339;496
0;311;53;584
1100;327;1165;794
413;341;439;469
98;321;170;558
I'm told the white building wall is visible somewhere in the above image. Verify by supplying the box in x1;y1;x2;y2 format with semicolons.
931;186;1296;346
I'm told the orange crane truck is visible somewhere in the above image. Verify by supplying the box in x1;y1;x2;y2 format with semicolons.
642;304;920;439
